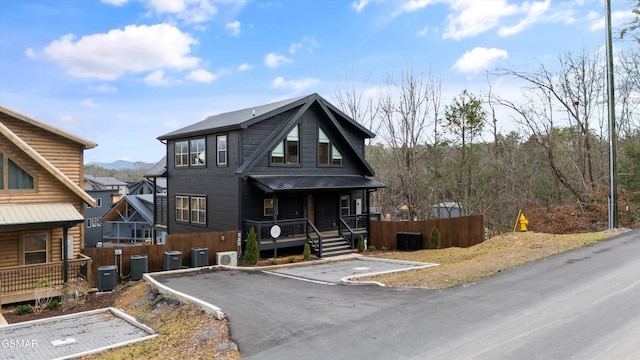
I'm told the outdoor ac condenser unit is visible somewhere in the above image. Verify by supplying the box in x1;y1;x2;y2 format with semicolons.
216;251;238;266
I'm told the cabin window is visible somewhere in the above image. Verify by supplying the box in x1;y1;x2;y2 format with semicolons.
341;195;350;216
271;124;299;164
264;198;274;216
190;138;206;166
176;196;189;222
0;151;35;190
175;141;188;167
191;196;207;225
318;128;343;165
217;135;227;165
23;232;47;265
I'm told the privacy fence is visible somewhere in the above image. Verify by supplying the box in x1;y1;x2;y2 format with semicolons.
82;230;240;287
369;215;484;250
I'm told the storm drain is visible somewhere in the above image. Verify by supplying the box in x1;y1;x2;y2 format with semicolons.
0;307;156;360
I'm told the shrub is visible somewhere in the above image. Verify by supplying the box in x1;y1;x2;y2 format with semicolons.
270;258;279;265
368;245;377;251
15;304;33;315
429;226;441;249
47;298;61;310
288;256;296;263
243;227;260;265
381;246;388;251
303;243;311;261
357;235;365;252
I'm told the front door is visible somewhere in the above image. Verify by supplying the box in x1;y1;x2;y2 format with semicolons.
305;194;315;226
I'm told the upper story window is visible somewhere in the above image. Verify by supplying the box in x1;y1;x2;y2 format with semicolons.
190;138;206;166
0;151;35;190
175;141;188;167
175;138;206;168
318;128;343;165
271;124;299;164
217;135;227;166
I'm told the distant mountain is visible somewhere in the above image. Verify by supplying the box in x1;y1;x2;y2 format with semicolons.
87;160;154;170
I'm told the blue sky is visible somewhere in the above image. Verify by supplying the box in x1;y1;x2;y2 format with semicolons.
0;0;635;164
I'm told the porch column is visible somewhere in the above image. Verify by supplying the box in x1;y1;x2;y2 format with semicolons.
272;194;278;258
62;226;69;283
366;190;371;235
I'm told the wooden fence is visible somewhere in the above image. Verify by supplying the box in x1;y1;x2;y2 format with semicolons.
82;230;240;287
369;215;484;250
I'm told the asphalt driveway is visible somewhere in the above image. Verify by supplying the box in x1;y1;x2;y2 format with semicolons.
155;229;640;360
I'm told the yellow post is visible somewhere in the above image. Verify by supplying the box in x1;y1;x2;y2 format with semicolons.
513;210;522;233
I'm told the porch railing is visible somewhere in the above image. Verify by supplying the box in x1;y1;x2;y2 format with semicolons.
0;256;91;295
339;218;355;249
306;220;323;258
244;218;324;257
340;214;368;231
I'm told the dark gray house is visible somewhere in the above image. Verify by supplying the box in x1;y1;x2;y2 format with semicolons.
157;93;384;257
101;194;156;245
84;188;120;247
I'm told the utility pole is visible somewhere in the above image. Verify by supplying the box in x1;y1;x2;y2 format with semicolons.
605;0;619;229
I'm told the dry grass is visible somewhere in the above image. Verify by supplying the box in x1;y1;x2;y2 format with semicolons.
367;230;627;288
87;282;241;360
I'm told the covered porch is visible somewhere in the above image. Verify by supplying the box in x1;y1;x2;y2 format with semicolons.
0;203;92;305
243;175;384;258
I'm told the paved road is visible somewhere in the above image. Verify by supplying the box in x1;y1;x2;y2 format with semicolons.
156;229;640;359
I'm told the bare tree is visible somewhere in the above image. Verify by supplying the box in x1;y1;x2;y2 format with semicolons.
377;68;441;218
333;68;381;145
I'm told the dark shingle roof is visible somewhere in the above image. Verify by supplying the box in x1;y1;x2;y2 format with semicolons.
250;175;385;193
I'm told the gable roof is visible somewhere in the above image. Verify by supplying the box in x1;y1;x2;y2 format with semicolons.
102;194;154;224
0;117;96;207
144;156;167;177
158;93;376;140
0;105;97;149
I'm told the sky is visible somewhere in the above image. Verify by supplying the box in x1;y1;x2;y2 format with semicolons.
0;0;635;164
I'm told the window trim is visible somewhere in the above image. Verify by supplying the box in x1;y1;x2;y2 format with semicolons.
176;195;189;222
264;198;274;217
318;127;343;166
190;138;206;167
270;124;300;166
217;134;227;166
341;195;351;216
21;232;48;265
175;141;189;168
190;196;207;225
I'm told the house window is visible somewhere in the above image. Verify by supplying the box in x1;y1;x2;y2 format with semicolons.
96;198;102;207
144;229;153;240
271;124;299;164
23;233;47;265
191;196;206;225
176;196;189;222
190;138;206;166
217;135;227;165
318;128;343;165
341;195;350;216
264;198;274;216
175;141;188;167
0;153;34;189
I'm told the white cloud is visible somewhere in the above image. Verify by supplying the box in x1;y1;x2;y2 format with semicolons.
143;0;218;23
144;70;172;87
237;63;253;71
272;76;319;91
289;37;320;54
352;0;370;12
444;0;519;40
589;9;635;32
101;0;128;5
416;25;429;36
24;48;37;59
81;98;100;108
498;0;550;36
453;47;508;74
264;52;293;68
401;0;437;13
89;84;118;93
226;20;241;36
42;24;200;80
185;68;222;83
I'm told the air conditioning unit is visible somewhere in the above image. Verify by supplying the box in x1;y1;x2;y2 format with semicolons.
216;251;237;266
